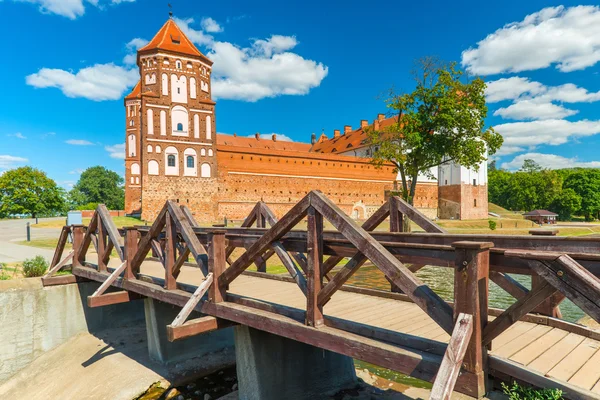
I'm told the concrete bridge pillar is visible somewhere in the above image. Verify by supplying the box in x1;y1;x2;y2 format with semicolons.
234;325;356;400
144;298;234;364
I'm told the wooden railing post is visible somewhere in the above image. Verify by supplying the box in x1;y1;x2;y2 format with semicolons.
388;197;403;293
452;241;493;399
306;206;324;327
164;211;177;290
255;210;267;273
124;227;139;280
531;273;564;318
72;224;85;268
97;218;107;273
209;230;227;303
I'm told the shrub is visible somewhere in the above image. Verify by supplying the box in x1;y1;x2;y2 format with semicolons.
0;262;8;280
76;202;99;211
502;382;563;400
22;256;48;277
488;220;497;231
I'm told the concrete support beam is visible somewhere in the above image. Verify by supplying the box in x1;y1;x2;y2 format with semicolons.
234;325;356;400
144;298;233;364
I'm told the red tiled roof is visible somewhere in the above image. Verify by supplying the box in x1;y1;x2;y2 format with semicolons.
216;134;312;152
311;115;399;154
139;19;210;62
125;81;141;99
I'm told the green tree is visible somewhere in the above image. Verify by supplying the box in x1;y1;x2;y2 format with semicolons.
520;159;542;173
564;170;600;221
488;168;512;207
0;166;65;218
368;57;502;204
69;166;124;210
550;188;581;221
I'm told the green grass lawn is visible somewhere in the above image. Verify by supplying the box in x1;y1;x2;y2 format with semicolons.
16;238;59;249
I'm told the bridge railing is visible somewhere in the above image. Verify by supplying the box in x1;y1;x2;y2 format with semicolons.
46;192;600;399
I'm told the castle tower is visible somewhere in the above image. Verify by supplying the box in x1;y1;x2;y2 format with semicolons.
124;18;217;219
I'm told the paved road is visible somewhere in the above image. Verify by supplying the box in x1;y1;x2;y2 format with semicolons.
0;218;63;263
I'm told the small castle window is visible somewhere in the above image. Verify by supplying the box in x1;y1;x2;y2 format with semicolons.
473;179;477;186
167;155;176;167
176;60;182;69
474;199;477;207
177;123;183;131
129;120;134;127
187;156;195;168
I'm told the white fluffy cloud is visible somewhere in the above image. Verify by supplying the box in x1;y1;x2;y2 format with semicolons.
494;119;600;153
0;155;28;170
208;37;328;102
463;6;600;75
123;37;148;65
7;132;27;139
15;0;134;19
201;17;222;33
493;101;578;120
105;143;125;159
501;153;600;170
174;17;216;46
486;77;600;104
66;139;94;145
26;63;138;101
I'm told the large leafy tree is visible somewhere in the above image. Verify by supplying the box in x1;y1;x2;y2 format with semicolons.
368;57;503;204
0;166;65;218
69;166;125;210
563;170;600;221
550;188;581;221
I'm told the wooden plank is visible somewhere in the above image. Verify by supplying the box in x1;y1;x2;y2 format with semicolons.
166;200;209;275
389;197;403;233
547;338;599;382
42;250;74;278
491;322;536;350
431;313;473;400
129;203;168;272
569;346;600;390
124;228;139;280
97;217;108;272
482;280;559;346
97;204;125;261
87;291;140;308
271;242;307;295
489;356;600;400
180;205;199;227
41;274;82;286
393;196;447;233
510;328;569;366
164;211;178;290
310;191;454;334
489;271;529;300
527;333;586;374
209;231;227;303
306;206;324;327
50;226;69;269
219;195;310;286
171;273;214;327
493;324;552;358
167;316;236;342
77;212;98;265
151;239;165;266
172;246;191;278
89;261;127;298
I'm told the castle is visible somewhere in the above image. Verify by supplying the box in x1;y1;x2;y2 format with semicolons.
124;18;488;223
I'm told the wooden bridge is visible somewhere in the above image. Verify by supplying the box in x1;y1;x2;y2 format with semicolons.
43;191;600;399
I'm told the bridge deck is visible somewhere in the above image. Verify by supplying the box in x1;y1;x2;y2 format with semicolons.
131;259;600;398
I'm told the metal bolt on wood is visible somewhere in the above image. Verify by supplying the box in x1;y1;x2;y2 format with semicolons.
557;270;564;277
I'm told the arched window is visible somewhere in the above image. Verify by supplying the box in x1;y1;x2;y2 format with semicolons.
165;146;178;176
147;145;152;153
194;114;199;138
148;160;159;175
184;148;197;176
171;74;187;103
206;115;212;139
208;149;213;157
128;134;136;157
171;105;188;135
190;77;197;99
129;120;134;127
160;110;166;135
131;163;140;175
176;60;182;69
155;145;161;153
147;109;154;135
200;148;206;156
200;163;211;178
167;155;176;166
161;73;168;96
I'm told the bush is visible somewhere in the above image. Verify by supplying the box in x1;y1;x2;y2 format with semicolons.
0;262;9;280
488;220;497;231
502;382;563;400
76;202;99;211
22;256;48;277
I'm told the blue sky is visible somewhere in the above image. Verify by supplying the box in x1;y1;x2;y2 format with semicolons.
2;0;600;189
